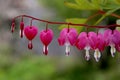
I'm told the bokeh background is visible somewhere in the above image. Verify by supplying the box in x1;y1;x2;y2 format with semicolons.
0;0;120;80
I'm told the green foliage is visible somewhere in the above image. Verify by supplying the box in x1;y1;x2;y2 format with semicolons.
64;0;100;10
58;0;120;31
8;56;56;80
59;18;87;33
94;7;120;25
100;0;120;9
65;0;120;10
115;0;120;4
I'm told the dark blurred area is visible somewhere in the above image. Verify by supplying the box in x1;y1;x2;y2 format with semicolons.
0;0;120;80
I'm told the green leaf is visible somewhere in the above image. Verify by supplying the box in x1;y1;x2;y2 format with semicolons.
91;0;100;6
59;18;87;33
94;7;120;25
75;0;99;10
64;1;81;10
64;0;100;10
100;0;120;9
91;0;104;4
115;0;120;4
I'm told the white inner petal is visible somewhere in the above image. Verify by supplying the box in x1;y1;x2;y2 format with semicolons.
65;42;70;56
110;44;116;57
43;45;48;53
84;46;90;61
94;49;101;62
19;30;24;37
19;30;21;36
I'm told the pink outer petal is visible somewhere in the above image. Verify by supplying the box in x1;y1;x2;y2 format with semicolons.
58;28;67;46
97;33;106;51
112;30;120;45
58;28;78;46
104;29;112;45
40;29;53;46
75;32;88;50
88;32;97;49
104;29;120;46
58;38;65;46
67;28;78;45
89;32;105;51
24;26;38;40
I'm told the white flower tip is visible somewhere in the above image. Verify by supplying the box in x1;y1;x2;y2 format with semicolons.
19;30;21;36
65;43;70;56
85;56;90;61
85;49;90;61
65;52;69;56
43;46;48;55
111;53;115;57
95;57;100;62
94;49;101;62
110;45;116;57
19;30;24;38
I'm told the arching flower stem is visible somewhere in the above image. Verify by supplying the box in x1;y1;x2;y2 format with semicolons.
11;11;120;30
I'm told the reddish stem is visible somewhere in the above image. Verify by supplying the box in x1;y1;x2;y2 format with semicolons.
12;11;120;29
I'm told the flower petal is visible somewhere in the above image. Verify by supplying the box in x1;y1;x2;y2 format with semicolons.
40;29;53;46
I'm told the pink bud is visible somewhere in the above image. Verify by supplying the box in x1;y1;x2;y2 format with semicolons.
20;22;24;30
20;22;24;38
11;23;15;33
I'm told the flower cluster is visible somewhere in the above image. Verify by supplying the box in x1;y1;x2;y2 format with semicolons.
58;28;120;62
76;29;120;62
11;14;120;62
11;20;54;55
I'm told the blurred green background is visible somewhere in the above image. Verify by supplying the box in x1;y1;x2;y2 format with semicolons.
0;0;120;80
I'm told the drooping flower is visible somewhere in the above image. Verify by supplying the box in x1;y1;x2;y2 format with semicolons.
76;32;105;62
104;29;120;57
88;32;105;62
58;28;78;56
75;32;91;61
20;22;24;38
40;29;53;55
24;26;38;49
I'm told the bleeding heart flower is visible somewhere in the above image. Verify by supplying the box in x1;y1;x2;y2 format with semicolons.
75;32;91;61
88;32;105;62
104;29;120;57
24;26;38;49
58;28;78;56
40;29;53;55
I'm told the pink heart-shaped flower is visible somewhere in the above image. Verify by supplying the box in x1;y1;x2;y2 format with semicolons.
40;29;54;55
40;29;53;46
24;26;38;40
